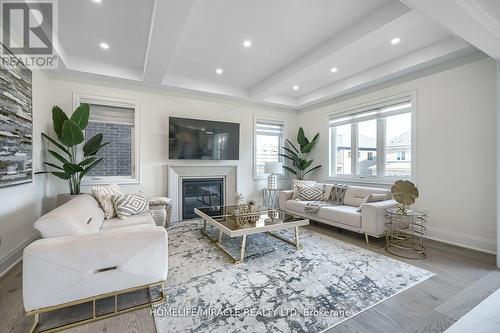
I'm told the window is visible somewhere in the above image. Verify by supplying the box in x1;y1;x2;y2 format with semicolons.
357;119;377;176
385;112;411;177
254;119;284;178
330;124;351;175
329;96;413;182
74;94;140;184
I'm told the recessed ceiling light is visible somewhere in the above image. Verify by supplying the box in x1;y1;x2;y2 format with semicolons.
92;0;102;3
216;68;223;75
330;67;338;73
293;85;299;91
99;42;109;50
243;40;252;48
391;37;401;45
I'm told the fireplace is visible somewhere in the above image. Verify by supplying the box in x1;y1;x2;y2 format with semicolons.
167;165;237;222
182;178;224;220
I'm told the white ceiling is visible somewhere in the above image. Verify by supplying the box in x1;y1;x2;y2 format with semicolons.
54;0;500;110
166;0;389;89
58;0;154;80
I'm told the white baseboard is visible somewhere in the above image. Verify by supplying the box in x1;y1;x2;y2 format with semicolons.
0;233;39;278
427;226;496;255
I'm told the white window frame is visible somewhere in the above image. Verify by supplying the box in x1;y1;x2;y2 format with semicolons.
73;93;141;185
253;116;287;180
326;91;416;185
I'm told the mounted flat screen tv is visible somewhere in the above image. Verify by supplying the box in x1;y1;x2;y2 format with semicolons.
169;117;240;160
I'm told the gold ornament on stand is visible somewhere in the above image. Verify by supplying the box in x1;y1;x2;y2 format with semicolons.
391;180;419;214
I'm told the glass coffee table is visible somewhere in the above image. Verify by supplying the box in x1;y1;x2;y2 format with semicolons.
194;206;310;264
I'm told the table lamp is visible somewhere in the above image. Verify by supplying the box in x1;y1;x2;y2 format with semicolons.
264;162;283;190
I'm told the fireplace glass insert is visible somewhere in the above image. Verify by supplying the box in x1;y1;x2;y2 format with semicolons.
182;178;224;220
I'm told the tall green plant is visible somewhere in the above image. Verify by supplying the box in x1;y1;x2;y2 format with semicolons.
36;104;109;194
279;127;321;180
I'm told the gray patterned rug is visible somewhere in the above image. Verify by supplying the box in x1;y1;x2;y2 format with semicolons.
154;221;434;333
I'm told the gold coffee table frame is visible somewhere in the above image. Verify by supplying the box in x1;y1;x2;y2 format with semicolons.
195;207;308;264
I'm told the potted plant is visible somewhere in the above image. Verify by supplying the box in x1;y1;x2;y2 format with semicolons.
279;127;321;180
36;104;109;204
247;200;259;213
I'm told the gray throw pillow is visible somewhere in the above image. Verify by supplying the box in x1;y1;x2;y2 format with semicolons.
296;184;325;201
292;180;317;200
112;193;149;219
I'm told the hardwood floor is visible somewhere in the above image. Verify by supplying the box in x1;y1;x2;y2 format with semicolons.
313;224;499;333
1;222;498;333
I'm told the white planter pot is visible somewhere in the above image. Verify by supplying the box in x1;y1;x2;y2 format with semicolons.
292;179;317;187
56;193;86;207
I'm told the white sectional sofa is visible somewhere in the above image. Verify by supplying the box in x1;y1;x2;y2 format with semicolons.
279;184;396;245
23;194;168;328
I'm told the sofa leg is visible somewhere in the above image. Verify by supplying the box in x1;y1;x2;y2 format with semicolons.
364;233;385;249
25;281;166;333
29;313;39;333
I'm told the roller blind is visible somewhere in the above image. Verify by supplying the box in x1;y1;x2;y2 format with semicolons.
88;103;135;125
256;120;283;136
329;97;411;127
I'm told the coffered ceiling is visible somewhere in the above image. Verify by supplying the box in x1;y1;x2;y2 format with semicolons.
53;0;500;110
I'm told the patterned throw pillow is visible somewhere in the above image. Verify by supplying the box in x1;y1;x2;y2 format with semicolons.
326;184;350;203
112;193;149;219
296;184;325;201
292;180;317;200
92;184;123;219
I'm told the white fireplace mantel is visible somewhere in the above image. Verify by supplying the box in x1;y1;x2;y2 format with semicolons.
167;165;238;222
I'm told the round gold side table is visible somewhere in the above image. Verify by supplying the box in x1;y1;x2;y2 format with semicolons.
385;208;428;260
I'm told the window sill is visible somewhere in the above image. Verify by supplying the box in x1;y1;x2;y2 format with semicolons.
81;177;140;186
325;177;410;187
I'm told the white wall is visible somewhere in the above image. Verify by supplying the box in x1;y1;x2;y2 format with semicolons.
44;74;298;209
0;70;53;275
299;58;497;254
496;60;500;267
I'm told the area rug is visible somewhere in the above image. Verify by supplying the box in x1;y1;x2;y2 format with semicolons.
153;221;434;333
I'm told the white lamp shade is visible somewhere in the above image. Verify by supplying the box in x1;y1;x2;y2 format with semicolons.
264;162;283;174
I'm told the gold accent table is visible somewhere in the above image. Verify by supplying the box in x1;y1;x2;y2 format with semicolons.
194;206;309;264
385;208;428;260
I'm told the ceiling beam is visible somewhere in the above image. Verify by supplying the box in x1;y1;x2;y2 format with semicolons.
401;0;500;60
142;0;195;84
297;37;474;109
163;74;248;99
247;1;411;100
